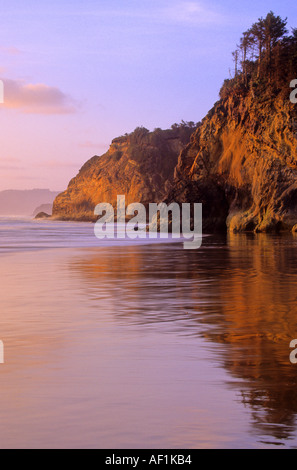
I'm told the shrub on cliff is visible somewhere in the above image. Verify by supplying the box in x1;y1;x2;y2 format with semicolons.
220;12;297;99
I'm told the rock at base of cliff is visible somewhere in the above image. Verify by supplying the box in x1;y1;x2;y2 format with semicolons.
34;212;51;219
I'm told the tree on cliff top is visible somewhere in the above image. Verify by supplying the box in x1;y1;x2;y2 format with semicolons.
221;11;296;99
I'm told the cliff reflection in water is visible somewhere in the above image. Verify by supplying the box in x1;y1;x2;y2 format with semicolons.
69;234;297;445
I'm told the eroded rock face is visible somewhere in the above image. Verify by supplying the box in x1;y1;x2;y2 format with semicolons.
167;88;297;233
53;86;297;232
34;211;50;219
52;126;195;221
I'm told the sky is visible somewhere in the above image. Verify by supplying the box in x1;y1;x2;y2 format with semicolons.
0;0;297;191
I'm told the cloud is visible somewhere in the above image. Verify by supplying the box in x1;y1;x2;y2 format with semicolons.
0;157;22;170
63;1;226;26
78;140;109;150
162;1;225;25
0;157;21;163
0;46;22;56
0;165;25;171
35;159;80;169
1;79;78;114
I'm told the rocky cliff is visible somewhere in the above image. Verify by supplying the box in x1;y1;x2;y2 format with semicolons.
53;88;297;232
53;12;297;232
52;125;195;221
166;13;297;233
166;86;297;233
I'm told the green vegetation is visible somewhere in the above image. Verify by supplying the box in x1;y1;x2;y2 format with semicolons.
112;121;198;147
220;11;297;99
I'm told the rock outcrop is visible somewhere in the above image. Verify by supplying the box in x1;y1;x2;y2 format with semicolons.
53;13;297;233
52;125;195;221
32;203;53;217
166;86;297;233
166;13;297;233
34;211;51;219
53;88;297;232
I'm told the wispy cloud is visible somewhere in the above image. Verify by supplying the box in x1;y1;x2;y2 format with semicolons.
78;140;109;150
0;157;21;163
1;79;78;114
162;1;225;25
0;46;22;56
64;1;226;26
35;159;80;169
0;165;25;171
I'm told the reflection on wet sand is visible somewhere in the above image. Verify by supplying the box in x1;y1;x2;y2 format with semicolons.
69;234;297;446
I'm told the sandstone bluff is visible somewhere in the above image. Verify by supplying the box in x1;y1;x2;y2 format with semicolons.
52;124;195;222
166;88;297;233
52;13;297;233
52;88;297;233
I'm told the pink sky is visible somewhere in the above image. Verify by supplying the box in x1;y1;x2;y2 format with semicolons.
0;0;296;192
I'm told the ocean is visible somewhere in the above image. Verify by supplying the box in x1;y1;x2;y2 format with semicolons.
0;216;297;448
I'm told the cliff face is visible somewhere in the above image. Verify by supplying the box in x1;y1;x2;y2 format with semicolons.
53;13;297;232
52;126;194;221
53;87;297;232
167;87;297;233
